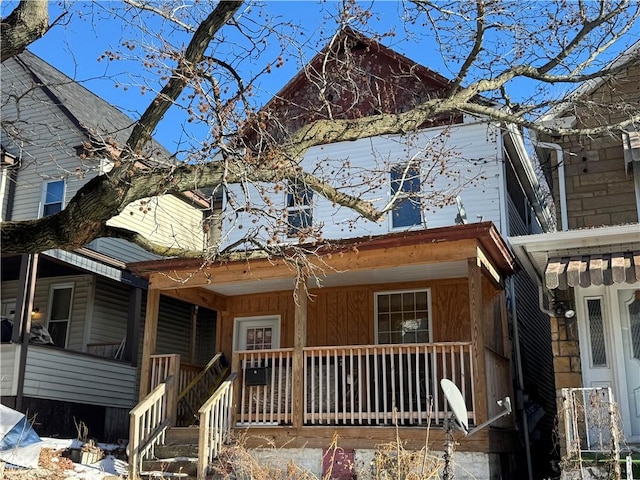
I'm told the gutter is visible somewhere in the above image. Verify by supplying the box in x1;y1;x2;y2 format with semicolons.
532;140;568;231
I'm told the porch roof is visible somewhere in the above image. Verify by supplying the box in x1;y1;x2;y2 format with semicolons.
509;224;640;290
128;222;515;299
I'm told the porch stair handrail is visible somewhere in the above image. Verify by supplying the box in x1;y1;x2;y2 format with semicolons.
197;372;237;480
129;374;176;479
177;352;229;426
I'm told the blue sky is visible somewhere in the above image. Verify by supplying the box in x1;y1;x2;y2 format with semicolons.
17;1;423;154
3;1;638;156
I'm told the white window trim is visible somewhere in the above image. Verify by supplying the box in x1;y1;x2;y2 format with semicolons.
374;288;432;344
40;179;66;218
46;282;75;348
582;295;610;369
233;315;281;352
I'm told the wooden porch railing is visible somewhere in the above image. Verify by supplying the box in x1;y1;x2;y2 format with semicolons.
234;348;294;425
129;354;179;479
177;353;229;426
197;373;237;480
304;342;474;426
233;342;474;428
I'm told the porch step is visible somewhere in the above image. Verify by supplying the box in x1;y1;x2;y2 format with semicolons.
154;444;199;459
165;427;200;446
141;458;198;477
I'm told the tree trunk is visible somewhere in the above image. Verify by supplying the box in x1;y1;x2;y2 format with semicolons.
1;1;49;63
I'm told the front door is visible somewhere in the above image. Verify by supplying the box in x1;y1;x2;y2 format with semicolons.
577;288;616;389
233;315;281;352
618;289;640;440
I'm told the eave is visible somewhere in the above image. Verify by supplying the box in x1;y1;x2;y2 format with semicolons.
128;222;516;298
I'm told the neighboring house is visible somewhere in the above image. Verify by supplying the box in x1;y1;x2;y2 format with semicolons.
0;51;218;440
510;41;640;460
125;30;558;480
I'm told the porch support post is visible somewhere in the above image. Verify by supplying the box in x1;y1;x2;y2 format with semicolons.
293;281;307;429
468;258;488;424
14;253;38;411
138;288;160;400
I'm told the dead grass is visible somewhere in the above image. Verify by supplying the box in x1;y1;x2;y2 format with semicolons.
2;448;73;480
210;427;443;480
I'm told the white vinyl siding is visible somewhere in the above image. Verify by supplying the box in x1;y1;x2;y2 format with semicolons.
0;344;20;396
220;121;503;248
1;275;91;351
1;61;95;222
109;194;205;250
22;345;136;408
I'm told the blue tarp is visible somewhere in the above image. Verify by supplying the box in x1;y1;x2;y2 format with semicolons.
0;404;42;467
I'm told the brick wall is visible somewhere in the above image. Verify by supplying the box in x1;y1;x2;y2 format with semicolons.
550;315;582;390
544;60;640;228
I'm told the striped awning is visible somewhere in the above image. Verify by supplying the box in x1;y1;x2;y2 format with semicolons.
545;252;640;289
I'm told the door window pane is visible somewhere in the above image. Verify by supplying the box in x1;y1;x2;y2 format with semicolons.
587;298;607;367
628;297;640;360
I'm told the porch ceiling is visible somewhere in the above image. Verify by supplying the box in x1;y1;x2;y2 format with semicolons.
203;259;467;296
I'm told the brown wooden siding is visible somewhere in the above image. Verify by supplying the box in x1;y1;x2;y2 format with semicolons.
220;278;473;357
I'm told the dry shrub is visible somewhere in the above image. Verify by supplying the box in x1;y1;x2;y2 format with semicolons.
38;448;74;472
370;440;442;480
210;428;443;480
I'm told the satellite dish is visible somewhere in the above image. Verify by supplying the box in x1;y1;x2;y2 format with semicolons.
440;379;512;480
455;196;468;225
440;378;469;434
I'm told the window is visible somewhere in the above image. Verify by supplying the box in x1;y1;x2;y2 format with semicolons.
586;298;607;367
376;289;431;344
286;181;313;236
390;166;421;228
42;180;65;217
47;284;74;348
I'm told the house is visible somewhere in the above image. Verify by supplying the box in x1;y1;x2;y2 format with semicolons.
0;51;218;440
510;40;640;461
125;30;558;479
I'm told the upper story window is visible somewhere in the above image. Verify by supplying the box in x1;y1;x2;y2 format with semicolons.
286;181;313;237
390;165;422;228
375;289;431;344
42;180;65;217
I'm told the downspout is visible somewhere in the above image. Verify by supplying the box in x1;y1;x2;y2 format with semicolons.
531;140;568;231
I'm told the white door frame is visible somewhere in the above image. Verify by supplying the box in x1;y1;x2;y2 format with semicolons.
575;283;640;442
232;315;281;352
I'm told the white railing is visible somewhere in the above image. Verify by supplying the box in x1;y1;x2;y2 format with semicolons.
234;348;294;425
304;342;474;426
233;343;474;428
563;387;621;456
197;373;237;480
129;375;177;479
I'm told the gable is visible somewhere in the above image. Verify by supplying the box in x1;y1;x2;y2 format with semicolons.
245;29;462;145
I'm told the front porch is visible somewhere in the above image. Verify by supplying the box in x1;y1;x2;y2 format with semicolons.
128;223;519;478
